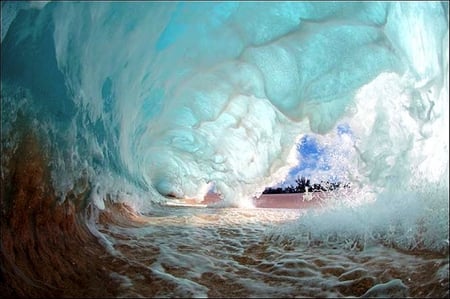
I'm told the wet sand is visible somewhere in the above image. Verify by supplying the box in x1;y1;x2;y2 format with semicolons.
177;191;329;209
253;193;329;209
1;131;449;298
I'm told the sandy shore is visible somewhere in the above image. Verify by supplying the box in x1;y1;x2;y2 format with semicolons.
253;192;329;209
194;192;330;209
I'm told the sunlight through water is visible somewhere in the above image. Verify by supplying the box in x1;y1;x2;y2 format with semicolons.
1;1;448;297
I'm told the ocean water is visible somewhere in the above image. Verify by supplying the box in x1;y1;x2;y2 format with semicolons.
1;1;449;297
94;203;448;298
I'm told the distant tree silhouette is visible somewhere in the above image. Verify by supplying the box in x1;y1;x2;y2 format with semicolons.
262;176;350;194
295;176;310;193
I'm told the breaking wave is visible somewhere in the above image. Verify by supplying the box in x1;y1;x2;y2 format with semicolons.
1;1;448;297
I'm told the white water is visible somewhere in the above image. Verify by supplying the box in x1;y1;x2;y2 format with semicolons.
1;1;448;256
95;204;448;298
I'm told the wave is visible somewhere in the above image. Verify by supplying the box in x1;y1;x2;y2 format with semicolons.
1;2;448;297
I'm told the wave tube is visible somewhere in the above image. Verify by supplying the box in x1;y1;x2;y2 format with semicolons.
1;2;448;245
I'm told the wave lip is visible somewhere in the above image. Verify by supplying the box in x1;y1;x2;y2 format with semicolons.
1;2;447;205
0;2;449;297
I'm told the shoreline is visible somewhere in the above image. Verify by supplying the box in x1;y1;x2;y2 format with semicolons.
253;192;331;209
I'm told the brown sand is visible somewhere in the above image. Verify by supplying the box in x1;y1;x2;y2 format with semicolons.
176;192;327;209
253;192;329;209
1;129;448;298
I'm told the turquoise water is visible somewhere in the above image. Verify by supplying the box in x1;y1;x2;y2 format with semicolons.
1;2;448;297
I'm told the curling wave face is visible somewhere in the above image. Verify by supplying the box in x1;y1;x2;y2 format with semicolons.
1;1;447;205
0;2;449;297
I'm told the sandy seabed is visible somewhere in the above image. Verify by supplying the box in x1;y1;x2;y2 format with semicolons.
1;133;449;298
